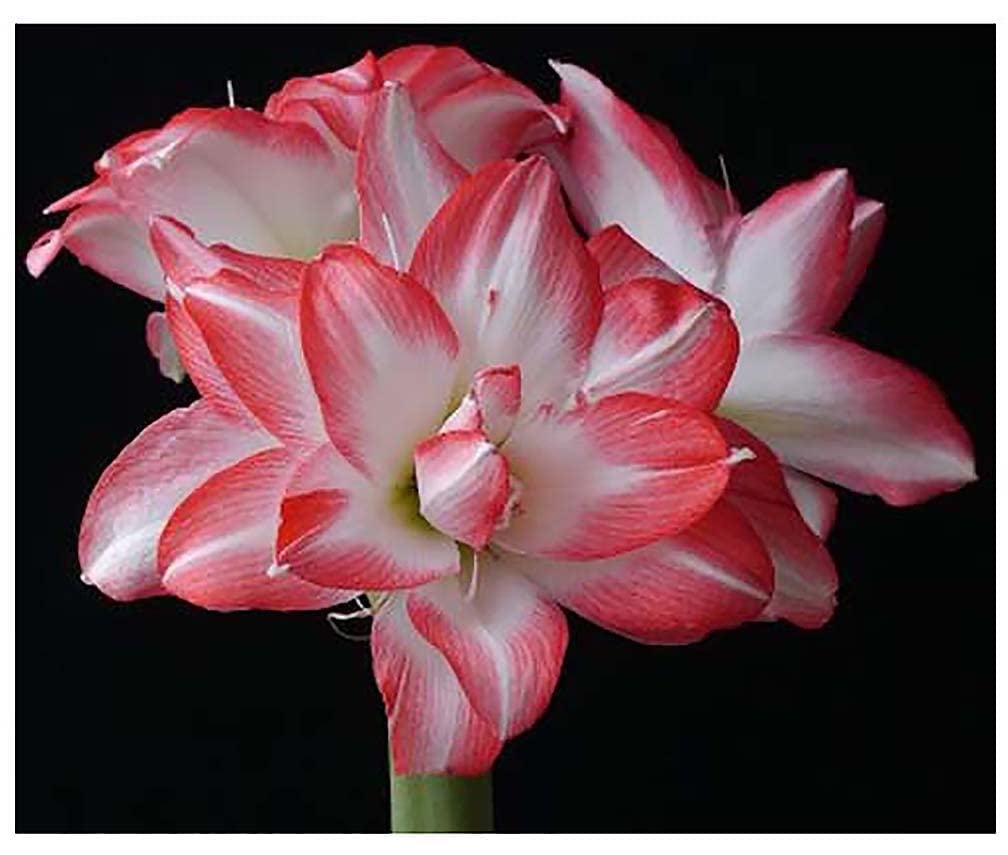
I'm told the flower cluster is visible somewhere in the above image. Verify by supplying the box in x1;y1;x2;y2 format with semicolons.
28;45;975;775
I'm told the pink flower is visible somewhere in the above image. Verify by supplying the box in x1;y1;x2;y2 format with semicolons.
25;46;567;379
543;62;976;626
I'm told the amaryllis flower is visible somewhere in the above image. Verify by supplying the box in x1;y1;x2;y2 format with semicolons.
25;45;566;378
542;62;976;623
78;130;777;774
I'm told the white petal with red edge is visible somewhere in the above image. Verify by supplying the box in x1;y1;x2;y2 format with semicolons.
414;430;509;549
719;169;854;336
300;246;460;481
819;197;887;329
158;448;350;611
515;498;772;644
441;365;522;443
717;419;837;628
373;592;502;776
278;445;459;591
547;62;720;288
722;334;976;505
410;157;602;410
496;393;732;560
586;225;688;290
79;400;274;602
405;563;568;739
782;467;838;539
356;82;466;269
581;277;739;411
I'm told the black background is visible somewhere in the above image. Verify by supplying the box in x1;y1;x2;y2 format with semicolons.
16;25;993;832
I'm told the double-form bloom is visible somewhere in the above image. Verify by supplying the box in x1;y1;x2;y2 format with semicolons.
27;46;976;776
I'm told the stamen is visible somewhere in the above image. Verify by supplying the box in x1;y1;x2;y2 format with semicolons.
226;79;236;108
718;153;732;200
726;446;756;466
325;596;374;642
380;212;402;270
464;551;481;602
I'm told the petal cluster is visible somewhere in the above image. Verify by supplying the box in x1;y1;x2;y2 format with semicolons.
29;45;976;777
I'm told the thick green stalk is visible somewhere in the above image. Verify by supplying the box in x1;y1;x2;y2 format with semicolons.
389;766;493;832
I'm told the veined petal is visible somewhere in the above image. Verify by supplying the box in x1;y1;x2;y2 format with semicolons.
278;445;459;591
27;203;166;300
782;467;838;540
356;82;465;269
580;277;739;411
415;430;510;550
718;419;837;628
373;592;502;776
410;157;602;410
78;400;274;602
586;224;687;290
547;62;720;288
158;448;350;611
721;334;976;505
516;499;772;644
405;563;568;739
382;45;487;111
496;393;732;560
819;197;887;329
301;246;459;481
720;169;854;336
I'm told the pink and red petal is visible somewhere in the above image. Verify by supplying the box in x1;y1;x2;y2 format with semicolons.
410;157;602;409
78;400;274;602
581;276;739;411
496;393;732;560
517;498;772;644
782;467;839;540
158;448;350;611
586;224;688;290
819;197;887;329
722;333;977;505
373;592;502;776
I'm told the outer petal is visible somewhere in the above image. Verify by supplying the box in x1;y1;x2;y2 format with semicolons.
145;311;185;382
382;45;487;111
78;400;274;602
356;82;466;269
158;448;350;611
278;445;459;591
721;334;977;505
410;157;602;409
819;197;887;329
27;203;166;300
372;593;502;776
580;277;739;411
496;393;732;560
301;246;459;480
718;419;837;628
546;62;720;288
414;430;510;549
516;499;772;644
405;563;568;740
782;467;838;540
586;224;687;290
719;169;854;336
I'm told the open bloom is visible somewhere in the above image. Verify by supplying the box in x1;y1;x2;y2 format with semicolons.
78;136;782;773
25;45;566;378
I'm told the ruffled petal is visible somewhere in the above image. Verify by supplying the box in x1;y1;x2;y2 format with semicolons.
720;169;854;336
718;419;838;628
158;447;350;611
722;334;976;505
278;445;459;591
372;592;502;775
495;393;732;560
356;82;465;269
300;246;460;480
405;563;568;739
410;157;602;410
546;62;721;288
515;498;772;644
580;276;739;411
78;400;274;602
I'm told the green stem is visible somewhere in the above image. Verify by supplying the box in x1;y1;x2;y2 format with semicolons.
389;763;494;832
